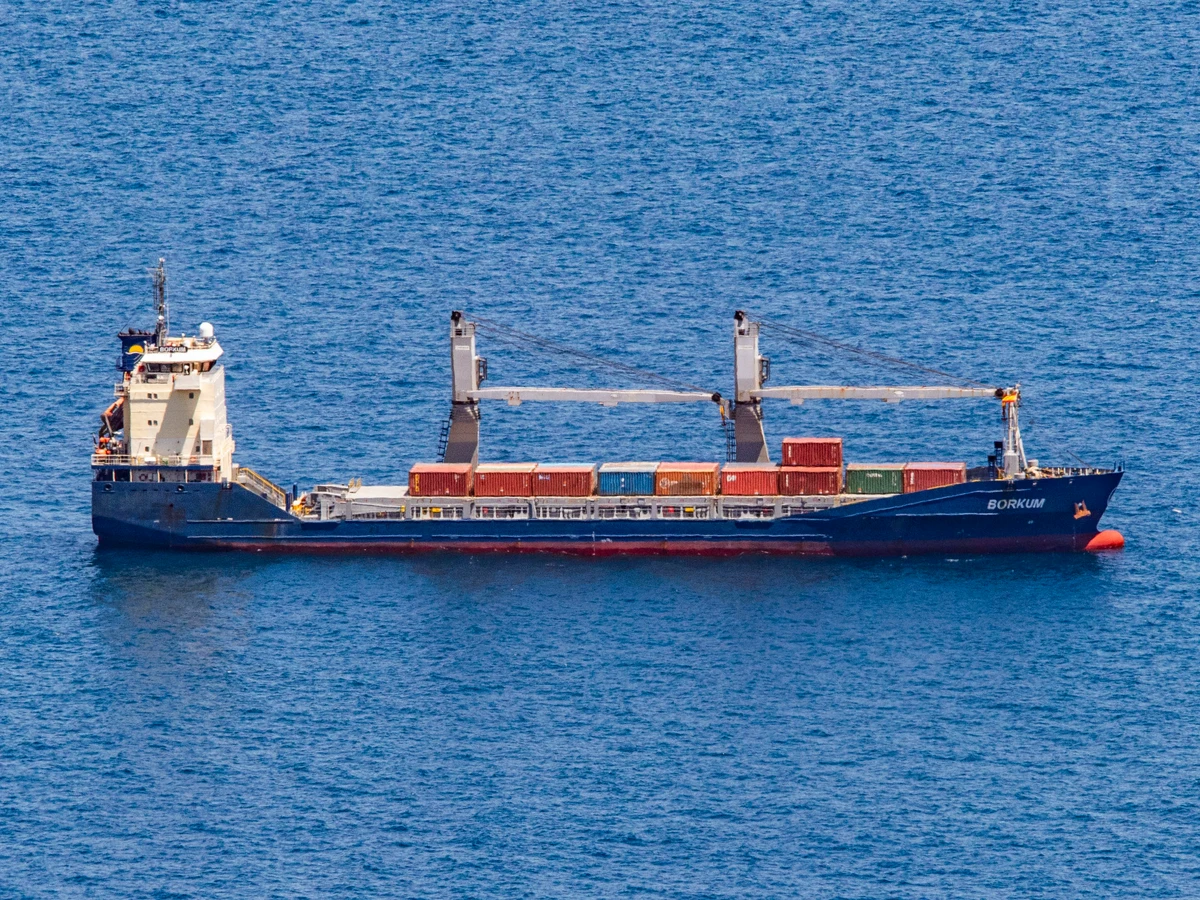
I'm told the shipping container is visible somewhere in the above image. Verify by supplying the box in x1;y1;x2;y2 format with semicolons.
656;462;720;496
532;464;596;497
597;462;659;496
903;462;967;493
782;437;843;468
408;462;473;497
845;463;905;495
474;462;538;497
779;466;842;496
720;463;780;496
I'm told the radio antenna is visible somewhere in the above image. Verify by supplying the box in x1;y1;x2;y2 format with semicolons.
152;258;168;347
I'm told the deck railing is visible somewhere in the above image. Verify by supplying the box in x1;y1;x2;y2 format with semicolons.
91;453;215;468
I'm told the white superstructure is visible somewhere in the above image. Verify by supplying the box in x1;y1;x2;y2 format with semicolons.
121;329;234;476
92;262;236;483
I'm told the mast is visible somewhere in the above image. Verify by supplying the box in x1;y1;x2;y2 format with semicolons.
732;311;770;462
1001;386;1027;477
443;311;484;465
152;258;168;348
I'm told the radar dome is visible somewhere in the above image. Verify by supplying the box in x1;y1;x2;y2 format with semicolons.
198;322;215;339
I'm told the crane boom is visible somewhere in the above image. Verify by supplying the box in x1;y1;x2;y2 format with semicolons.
467;387;720;407
442;311;724;464
751;385;1002;403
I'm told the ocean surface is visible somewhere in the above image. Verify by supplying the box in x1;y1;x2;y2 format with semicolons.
2;1;1199;896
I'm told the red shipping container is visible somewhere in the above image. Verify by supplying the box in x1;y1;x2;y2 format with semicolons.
782;437;843;468
408;462;473;497
903;462;966;493
656;462;720;496
474;463;538;497
778;466;842;495
532;464;596;497
720;464;780;496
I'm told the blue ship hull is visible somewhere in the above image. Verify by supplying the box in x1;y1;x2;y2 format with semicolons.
92;471;1123;556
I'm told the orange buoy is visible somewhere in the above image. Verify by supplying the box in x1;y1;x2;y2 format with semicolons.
1085;529;1125;552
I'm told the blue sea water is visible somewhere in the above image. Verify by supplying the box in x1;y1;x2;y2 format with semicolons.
2;0;1200;895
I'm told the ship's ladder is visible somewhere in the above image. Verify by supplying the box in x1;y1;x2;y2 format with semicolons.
436;408;453;461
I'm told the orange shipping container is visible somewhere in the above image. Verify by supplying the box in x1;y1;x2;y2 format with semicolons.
778;466;842;496
655;462;720;496
782;437;843;468
903;462;966;493
474;463;538;497
409;462;473;497
532;465;596;497
720;464;780;496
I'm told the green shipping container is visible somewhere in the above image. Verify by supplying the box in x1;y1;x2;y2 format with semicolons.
845;464;905;495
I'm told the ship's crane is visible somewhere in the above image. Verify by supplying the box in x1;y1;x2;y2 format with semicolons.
443;310;1029;478
732;311;1028;477
443;311;723;465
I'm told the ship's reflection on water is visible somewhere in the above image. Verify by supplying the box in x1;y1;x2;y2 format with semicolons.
86;548;274;671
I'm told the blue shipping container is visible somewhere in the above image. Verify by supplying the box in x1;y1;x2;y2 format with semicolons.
597;463;659;496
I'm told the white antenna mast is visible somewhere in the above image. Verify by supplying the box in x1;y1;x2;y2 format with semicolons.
152;258;168;347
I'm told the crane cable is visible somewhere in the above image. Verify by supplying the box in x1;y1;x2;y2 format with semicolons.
754;316;997;389
466;312;996;400
469;314;719;396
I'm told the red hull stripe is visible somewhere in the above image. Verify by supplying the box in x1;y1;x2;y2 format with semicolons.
175;533;1122;557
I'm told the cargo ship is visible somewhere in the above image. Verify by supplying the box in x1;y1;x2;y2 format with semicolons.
91;263;1124;556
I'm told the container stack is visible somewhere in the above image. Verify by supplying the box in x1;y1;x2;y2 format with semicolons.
779;467;842;495
408;462;473;497
473;463;538;497
533;464;596;497
782;438;843;467
720;463;780;496
903;462;966;493
407;448;968;501
845;463;905;495
655;462;720;496
598;462;659;496
779;438;843;496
